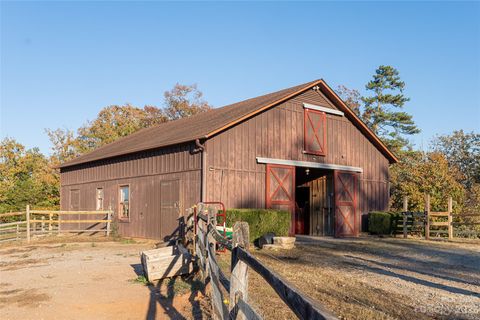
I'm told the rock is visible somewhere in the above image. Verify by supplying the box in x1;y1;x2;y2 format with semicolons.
272;237;295;249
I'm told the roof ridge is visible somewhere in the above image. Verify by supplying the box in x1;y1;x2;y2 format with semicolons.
60;79;321;167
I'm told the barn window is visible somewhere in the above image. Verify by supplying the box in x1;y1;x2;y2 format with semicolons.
96;188;104;210
119;185;130;219
304;108;327;156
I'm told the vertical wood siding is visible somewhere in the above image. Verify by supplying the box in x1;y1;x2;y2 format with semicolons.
205;89;389;217
60;142;201;239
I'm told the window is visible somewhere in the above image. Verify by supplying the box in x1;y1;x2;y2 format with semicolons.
119;185;130;219
96;188;104;210
304;108;327;156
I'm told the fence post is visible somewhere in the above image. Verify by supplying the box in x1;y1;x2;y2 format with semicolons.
230;222;249;320
16;224;19;240
49;213;53;234
403;196;408;238
425;195;430;240
106;210;112;237
41;216;45;233
448;197;453;240
26;205;31;242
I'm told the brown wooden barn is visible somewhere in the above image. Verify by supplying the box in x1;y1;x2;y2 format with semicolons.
59;79;397;240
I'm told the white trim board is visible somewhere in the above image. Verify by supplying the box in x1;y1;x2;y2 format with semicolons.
256;157;363;173
303;103;344;116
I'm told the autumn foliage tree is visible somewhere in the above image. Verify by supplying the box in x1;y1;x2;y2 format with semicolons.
47;83;210;163
0;138;59;212
390;151;465;212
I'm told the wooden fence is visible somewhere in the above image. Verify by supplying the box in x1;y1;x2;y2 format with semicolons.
400;195;480;240
0;205;112;242
192;203;337;320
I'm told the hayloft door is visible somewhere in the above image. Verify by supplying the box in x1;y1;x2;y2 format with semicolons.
266;164;295;235
334;171;358;237
160;180;181;242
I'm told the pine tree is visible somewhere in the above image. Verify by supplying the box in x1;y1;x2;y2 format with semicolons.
362;65;420;151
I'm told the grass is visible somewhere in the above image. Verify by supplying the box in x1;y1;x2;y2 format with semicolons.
120;238;137;244
165;276;205;297
131;275;151;286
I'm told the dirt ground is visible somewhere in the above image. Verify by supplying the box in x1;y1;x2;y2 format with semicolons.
0;237;209;320
1;236;479;320
219;236;480;320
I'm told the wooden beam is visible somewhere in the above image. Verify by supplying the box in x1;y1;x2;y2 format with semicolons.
256;157;363;173
303;103;344;116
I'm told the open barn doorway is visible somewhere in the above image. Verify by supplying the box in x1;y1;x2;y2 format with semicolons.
295;168;334;236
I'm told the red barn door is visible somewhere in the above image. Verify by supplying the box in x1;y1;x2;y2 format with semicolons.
266;164;295;235
334;171;358;237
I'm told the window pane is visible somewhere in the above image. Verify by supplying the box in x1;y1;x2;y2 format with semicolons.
121;186;129;202
120;186;130;218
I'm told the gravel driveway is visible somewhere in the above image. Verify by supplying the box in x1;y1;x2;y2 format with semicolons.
246;236;480;320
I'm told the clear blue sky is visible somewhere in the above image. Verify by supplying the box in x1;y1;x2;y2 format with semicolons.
1;1;479;154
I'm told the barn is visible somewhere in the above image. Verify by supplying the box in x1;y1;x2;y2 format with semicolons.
59;79;397;240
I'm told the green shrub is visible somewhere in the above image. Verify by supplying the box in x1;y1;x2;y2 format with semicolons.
368;211;402;235
221;209;290;242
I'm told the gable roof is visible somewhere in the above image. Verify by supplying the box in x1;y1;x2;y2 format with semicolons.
60;79;397;168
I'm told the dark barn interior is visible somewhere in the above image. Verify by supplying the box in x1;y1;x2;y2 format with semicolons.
295;167;334;236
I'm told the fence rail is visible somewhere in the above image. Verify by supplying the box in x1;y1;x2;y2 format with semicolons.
192;202;337;320
0;205;113;242
400;195;480;240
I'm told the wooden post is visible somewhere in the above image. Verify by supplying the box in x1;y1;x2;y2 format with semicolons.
41;216;45;233
230;222;249;320
49;213;53;234
26;205;31;242
16;224;19;240
106;210;112;237
403;196;408;238
425;195;430;240
448;197;453;240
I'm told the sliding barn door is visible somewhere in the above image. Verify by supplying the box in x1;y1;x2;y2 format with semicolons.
334;171;358;237
160;180;181;241
266;164;295;235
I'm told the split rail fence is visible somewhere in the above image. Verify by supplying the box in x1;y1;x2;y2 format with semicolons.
399;195;480;240
192;203;337;320
0;205;112;242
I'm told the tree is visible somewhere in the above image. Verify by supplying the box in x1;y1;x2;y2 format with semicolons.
390;150;465;212
336;85;362;116
0;138;59;212
362;65;420;151
432;130;480;189
75;104;167;154
45;128;80;165
163;83;211;120
47;83;211;159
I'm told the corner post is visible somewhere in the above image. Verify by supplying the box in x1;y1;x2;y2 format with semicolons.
230;222;249;320
425;195;430;240
448;197;453;240
403;196;408;238
26;205;31;242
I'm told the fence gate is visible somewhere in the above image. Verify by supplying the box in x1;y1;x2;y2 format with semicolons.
266;164;295;235
334;171;358;237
